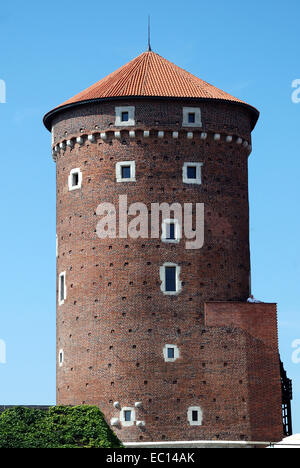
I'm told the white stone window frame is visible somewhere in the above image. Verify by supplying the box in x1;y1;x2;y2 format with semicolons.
58;271;66;306
120;407;136;427
116;161;136;183
58;349;64;367
163;344;180;362
160;262;182;296
187;406;203;426
115;106;135;127
68;168;82;191
182;107;202;128
161;218;181;244
182;162;203;185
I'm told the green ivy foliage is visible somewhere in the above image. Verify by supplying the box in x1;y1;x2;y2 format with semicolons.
0;405;123;448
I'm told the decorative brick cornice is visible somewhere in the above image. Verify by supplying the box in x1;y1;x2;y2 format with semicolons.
52;129;251;161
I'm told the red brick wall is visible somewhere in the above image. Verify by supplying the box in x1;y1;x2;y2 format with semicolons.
204;302;279;348
52;98;282;443
205;302;283;441
51;98;253;144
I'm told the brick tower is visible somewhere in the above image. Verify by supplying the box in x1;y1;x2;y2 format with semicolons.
43;51;286;445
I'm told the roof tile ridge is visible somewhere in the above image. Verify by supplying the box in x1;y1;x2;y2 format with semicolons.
97;51;146;85
140;51;151;95
153;53;244;103
59;53;147;106
124;52;150;96
99;53;148;97
144;51;169;95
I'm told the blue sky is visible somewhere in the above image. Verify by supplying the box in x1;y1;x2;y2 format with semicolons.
0;0;299;435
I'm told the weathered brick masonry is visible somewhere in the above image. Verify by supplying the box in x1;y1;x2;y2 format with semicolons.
44;51;284;443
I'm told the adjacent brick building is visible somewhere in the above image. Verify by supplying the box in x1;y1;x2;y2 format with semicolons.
43;50;289;444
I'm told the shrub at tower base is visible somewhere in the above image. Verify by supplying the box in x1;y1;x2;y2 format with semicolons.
0;405;123;448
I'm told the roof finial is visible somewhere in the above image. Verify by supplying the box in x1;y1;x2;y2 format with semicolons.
147;15;152;52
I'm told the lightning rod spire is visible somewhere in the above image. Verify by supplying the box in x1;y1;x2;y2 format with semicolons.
147;15;152;51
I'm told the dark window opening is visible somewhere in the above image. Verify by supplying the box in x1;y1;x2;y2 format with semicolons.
121;111;129;122
121;166;131;179
165;266;176;292
59;352;63;363
167;347;175;359
72;172;79;186
124;410;132;422
192;410;198;422
166;222;175;240
60;275;65;302
187;166;197;179
188;112;195;123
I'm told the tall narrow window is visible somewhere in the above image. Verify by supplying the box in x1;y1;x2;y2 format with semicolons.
60;275;64;301
124;410;132;422
72;172;79;187
160;263;182;295
165;266;176;292
188;112;195;124
187;406;203;426
59;349;64;367
167;223;175;240
121;165;131;179
58;272;66;306
68;168;82;191
121;111;129;122
187;166;197;179
163;344;180;362
162;219;181;244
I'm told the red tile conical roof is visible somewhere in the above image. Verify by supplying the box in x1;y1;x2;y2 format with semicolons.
44;51;259;129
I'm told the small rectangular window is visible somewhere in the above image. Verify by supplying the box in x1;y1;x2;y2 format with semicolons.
183;162;203;185
187;166;197;179
188;112;195;123
59;272;66;305
121;165;131;179
163;344;179;361
165;266;176;292
182;107;202;127
115;106;135;126
162;219;180;244
68;168;82;191
166;222;175;240
160;263;181;295
116;161;136;183
60;275;65;302
188;406;202;425
72;172;79;187
124;410;132;422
